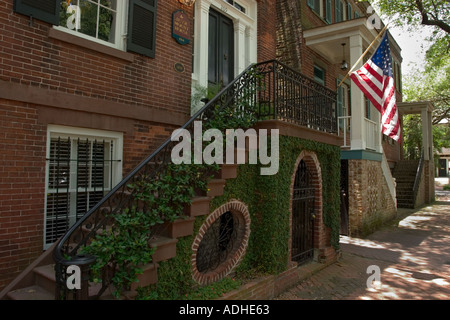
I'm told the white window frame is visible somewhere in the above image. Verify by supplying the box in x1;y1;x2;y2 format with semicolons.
191;0;257;114
53;0;128;51
44;125;123;248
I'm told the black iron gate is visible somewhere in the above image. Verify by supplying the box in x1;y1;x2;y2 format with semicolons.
292;160;315;264
340;160;349;235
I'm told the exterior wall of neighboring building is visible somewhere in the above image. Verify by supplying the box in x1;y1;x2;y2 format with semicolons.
276;0;401;236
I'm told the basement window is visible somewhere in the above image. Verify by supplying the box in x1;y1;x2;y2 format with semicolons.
44;126;123;248
192;201;250;285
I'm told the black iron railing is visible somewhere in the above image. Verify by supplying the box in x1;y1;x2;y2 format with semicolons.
53;60;337;299
256;60;337;133
412;149;425;205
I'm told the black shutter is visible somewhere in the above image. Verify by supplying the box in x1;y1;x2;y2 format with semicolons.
127;0;157;58
14;0;61;25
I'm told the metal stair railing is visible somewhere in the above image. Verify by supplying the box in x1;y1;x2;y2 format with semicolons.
52;60;337;299
412;149;425;206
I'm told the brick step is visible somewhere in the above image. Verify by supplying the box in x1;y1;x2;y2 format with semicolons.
148;236;177;263
207;178;226;197
7;285;53;300
184;196;210;217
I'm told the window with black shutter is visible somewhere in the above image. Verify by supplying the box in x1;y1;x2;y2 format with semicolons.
127;0;158;58
14;0;61;25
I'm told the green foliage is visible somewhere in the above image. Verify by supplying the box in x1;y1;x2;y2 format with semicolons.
375;0;450;34
82;163;212;297
135;135;341;299
181;278;241;300
211;135;341;277
59;0;113;42
82;207;156;298
443;184;450;191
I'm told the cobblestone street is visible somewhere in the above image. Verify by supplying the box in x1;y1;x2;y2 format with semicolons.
276;184;450;300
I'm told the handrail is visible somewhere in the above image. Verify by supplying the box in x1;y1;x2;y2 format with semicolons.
412;149;425;205
52;60;337;299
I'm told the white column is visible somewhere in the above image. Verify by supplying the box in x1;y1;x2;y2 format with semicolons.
421;108;429;160
234;19;247;75
193;0;211;89
246;26;257;67
349;34;366;150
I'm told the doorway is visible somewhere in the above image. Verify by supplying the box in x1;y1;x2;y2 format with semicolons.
208;9;234;87
291;160;315;264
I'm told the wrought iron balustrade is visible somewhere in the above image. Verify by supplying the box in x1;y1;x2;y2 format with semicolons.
256;60;337;133
52;60;337;299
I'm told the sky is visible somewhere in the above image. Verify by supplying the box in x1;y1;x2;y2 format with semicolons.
388;24;435;75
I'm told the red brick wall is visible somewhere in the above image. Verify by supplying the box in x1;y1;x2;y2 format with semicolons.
0;99;47;290
0;1;194;116
0;0;196;290
257;0;277;62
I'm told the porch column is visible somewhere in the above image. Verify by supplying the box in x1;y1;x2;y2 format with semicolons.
421;108;431;161
234;19;247;75
349;34;366;150
194;0;212;89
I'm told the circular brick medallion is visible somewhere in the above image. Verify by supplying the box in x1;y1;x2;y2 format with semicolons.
191;200;250;285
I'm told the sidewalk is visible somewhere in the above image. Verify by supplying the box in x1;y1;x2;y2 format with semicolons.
275;192;450;300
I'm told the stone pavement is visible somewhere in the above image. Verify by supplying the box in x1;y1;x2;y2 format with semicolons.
275;191;450;300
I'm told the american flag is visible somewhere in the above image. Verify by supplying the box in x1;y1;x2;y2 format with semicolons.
350;32;400;141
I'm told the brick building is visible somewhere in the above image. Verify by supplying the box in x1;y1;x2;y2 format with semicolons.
0;0;433;300
1;0;327;298
277;0;412;236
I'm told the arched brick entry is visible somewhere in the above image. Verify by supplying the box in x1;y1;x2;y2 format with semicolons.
191;200;250;285
289;151;325;263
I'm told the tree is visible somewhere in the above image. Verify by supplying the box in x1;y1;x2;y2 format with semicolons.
374;0;450;34
372;1;450;158
374;0;449;64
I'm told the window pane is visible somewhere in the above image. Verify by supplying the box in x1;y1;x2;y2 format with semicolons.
59;0;116;44
98;4;116;42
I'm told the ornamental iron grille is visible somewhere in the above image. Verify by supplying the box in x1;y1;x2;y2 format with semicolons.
291;160;315;264
196;211;240;273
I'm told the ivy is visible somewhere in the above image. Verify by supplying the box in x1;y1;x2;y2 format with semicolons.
138;135;341;299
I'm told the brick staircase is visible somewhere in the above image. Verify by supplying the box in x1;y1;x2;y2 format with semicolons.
392;160;420;209
0;164;238;300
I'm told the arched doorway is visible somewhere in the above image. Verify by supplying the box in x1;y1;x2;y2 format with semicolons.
291;159;315;264
290;151;323;265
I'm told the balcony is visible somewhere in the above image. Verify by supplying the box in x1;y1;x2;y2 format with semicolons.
253;60;342;146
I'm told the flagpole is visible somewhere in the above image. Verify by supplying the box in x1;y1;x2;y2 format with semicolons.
337;23;389;88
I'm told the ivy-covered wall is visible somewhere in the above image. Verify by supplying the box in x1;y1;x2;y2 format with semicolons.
138;135;341;299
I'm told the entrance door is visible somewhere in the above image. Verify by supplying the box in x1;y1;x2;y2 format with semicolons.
292;160;315;264
438;159;447;177
208;9;234;87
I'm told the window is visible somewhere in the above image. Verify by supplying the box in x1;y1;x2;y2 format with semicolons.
308;0;321;15
58;0;120;46
224;0;246;14
13;0;158;58
44;126;123;247
325;0;332;23
335;0;344;22
394;61;402;93
314;65;325;85
347;3;352;20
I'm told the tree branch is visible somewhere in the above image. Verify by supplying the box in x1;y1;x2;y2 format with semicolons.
415;0;450;34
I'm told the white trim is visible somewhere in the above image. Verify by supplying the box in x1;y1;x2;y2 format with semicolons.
53;0;128;51
191;0;257;114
